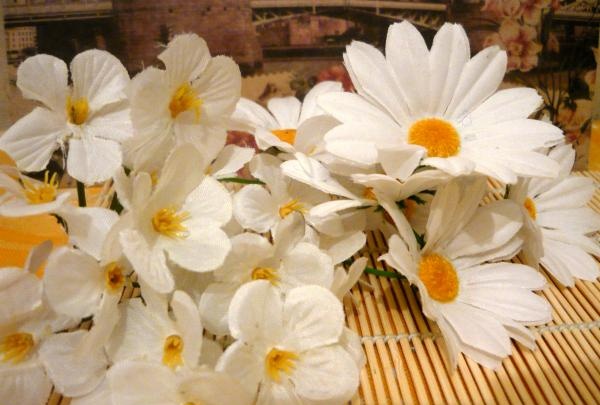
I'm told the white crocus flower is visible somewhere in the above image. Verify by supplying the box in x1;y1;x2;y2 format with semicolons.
0;300;105;404
114;144;232;293
509;144;600;286
124;33;241;172
199;214;334;335
217;281;360;404
0;50;131;184
0;241;50;326
107;291;202;370
381;177;552;369
233;153;330;234
319;21;563;183
233;81;342;156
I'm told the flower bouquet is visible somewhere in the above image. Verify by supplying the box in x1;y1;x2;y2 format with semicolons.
0;21;599;405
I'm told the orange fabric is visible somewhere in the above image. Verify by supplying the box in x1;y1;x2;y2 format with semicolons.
589;120;600;171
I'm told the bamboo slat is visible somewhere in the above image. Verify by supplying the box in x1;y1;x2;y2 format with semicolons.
44;172;600;405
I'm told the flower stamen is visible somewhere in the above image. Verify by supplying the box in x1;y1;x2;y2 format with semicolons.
265;348;298;383
279;199;306;218
169;83;203;122
152;207;190;239
251;267;279;285
408;118;461;158
66;96;89;125
22;171;59;204
524;198;537;220
162;334;184;369
0;333;34;364
104;263;125;293
418;253;459;302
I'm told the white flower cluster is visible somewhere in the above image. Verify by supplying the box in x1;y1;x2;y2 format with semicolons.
0;21;598;405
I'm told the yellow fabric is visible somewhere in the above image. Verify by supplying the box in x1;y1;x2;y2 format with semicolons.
589;120;600;171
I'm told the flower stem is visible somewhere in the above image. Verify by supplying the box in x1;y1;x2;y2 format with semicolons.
76;181;87;207
218;177;265;185
364;267;405;280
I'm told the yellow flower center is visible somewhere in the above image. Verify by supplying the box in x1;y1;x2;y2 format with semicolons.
150;171;159;186
66;96;89;125
169;83;203;121
0;332;34;364
402;199;417;221
408;118;461;158
22;171;59;204
162;334;184;369
271;129;297;145
279;199;306;218
362;187;377;201
265;348;299;383
251;267;279;285
152;207;190;239
524;197;537;220
417;254;459;302
104;263;125;293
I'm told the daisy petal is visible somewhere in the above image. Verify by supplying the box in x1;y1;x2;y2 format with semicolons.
299;80;342;123
268;97;301;129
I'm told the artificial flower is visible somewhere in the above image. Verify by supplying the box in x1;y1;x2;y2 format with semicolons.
320;21;562;183
113;144;232;293
483;19;543;72
199;214;334;335
508;144;600;286
381;177;552;369
124;33;241;172
232;81;342;156
0;50;131;184
217;281;360;404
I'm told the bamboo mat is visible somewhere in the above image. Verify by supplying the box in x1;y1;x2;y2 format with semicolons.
41;172;600;405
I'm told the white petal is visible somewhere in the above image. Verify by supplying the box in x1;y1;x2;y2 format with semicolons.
198;338;223;368
67;136;122;185
378;144;425;181
86;105;132;143
325;122;399;165
232;97;278;129
78;292;121;354
233;185;278;233
70;50;129;111
44;247;103;319
445;46;507;118
537;207;600;234
386;21;430;116
279;243;334;290
108;359;178;405
198;282;237;336
299;80;342;123
216;340;263;396
172;290;203;366
268;97;301;128
540;237;600;286
159;33;210;85
119;229;174;294
194;55;241;118
58;207;119;260
317;91;398;127
293;345;359;404
70;378;112;405
249;153;288;196
211;145;255;178
282;285;344;352
17;54;68;114
0;191;71;217
183;176;232;226
180;369;255;405
24;239;53;274
534;176;596;211
0;361;51;405
0;107;66;172
320;231;366;265
468;88;542;127
215;233;275;282
38;330;107;397
228;280;284;343
294;115;338;155
0;268;43;325
381;234;418;280
162;226;231;273
421;155;475;177
153;143;207;204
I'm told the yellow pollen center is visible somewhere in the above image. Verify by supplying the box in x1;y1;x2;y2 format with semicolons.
169;83;203;121
152;207;190;239
417;254;459;302
104;263;125;293
279;199;306;218
362;187;377;201
150;171;159;186
162;334;184;369
271;129;297;145
251;267;279;285
265;348;299;383
408;118;461;158
524;198;537;220
23;171;59;204
0;332;34;364
66;96;89;125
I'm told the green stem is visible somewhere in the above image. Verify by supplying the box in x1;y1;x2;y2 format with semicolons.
364;267;405;280
218;177;265;185
76;181;87;207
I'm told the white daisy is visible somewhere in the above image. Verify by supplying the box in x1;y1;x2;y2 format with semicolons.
216;281;360;404
114;144;232;293
0;50;131;184
380;177;552;369
233;153;331;234
124;33;241;172
319;21;563;183
232;81;342;156
199;214;334;336
508;144;600;286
